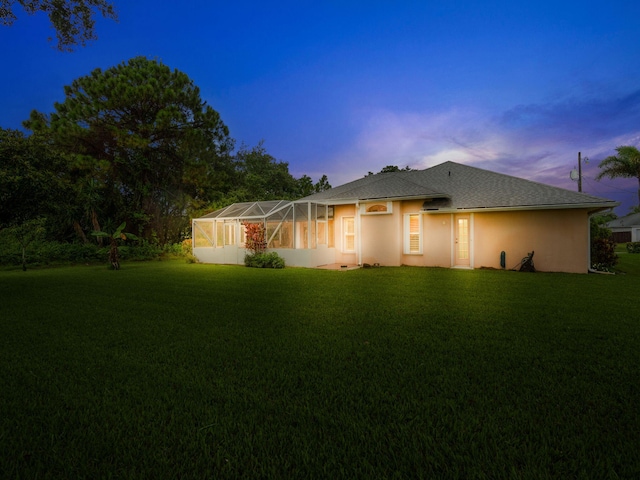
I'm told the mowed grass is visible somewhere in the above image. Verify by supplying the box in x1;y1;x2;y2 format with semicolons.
1;261;639;478
615;243;640;275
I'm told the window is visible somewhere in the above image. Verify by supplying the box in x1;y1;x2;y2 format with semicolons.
404;214;422;254
361;202;392;214
343;217;355;252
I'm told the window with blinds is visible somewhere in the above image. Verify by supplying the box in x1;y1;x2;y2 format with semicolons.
343;217;355;252
404;213;422;254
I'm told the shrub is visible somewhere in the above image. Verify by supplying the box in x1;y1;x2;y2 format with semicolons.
37;242;103;263
242;222;266;255
626;242;640;253
591;237;618;271
153;240;196;262
0;236;189;267
162;243;184;256
180;239;198;262
590;214;614;240
244;252;285;269
0;238;103;266
117;241;162;261
181;238;193;256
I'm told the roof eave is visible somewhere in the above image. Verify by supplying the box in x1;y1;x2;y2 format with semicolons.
422;202;620;214
301;194;449;205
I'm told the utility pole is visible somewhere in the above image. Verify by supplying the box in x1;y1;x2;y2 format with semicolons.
578;152;582;192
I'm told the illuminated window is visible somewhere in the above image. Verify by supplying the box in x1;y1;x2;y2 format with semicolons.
361;202;392;214
368;204;387;212
404;214;422;254
343;217;355;252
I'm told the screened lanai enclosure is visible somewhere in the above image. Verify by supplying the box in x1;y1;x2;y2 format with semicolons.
192;200;337;267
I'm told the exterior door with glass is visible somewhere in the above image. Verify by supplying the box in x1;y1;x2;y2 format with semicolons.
454;214;470;266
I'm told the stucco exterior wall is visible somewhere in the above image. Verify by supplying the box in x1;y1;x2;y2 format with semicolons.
420;214;453;267
471;209;589;273
356;204;590;272
397;201;451;267
333;204;357;265
360;202;402;266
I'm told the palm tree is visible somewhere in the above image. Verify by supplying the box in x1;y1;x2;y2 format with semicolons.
596;146;640;208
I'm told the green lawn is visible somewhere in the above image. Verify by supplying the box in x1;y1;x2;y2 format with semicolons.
615;243;640;275
1;261;639;478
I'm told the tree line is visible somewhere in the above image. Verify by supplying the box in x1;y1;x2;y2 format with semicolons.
0;57;331;246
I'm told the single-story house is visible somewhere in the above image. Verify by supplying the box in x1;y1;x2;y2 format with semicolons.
606;213;640;243
192;161;618;273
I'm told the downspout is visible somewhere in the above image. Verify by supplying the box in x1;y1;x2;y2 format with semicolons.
450;213;454;267
469;213;475;269
588;209;614;274
356;201;362;266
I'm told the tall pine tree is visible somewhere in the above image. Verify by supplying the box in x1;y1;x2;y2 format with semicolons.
25;56;235;244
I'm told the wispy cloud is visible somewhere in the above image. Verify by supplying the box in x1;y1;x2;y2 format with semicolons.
323;89;640;213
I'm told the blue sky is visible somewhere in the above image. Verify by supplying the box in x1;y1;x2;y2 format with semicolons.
2;0;640;213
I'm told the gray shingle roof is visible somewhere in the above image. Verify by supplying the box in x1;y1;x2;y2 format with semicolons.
303;161;618;210
606;212;640;228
